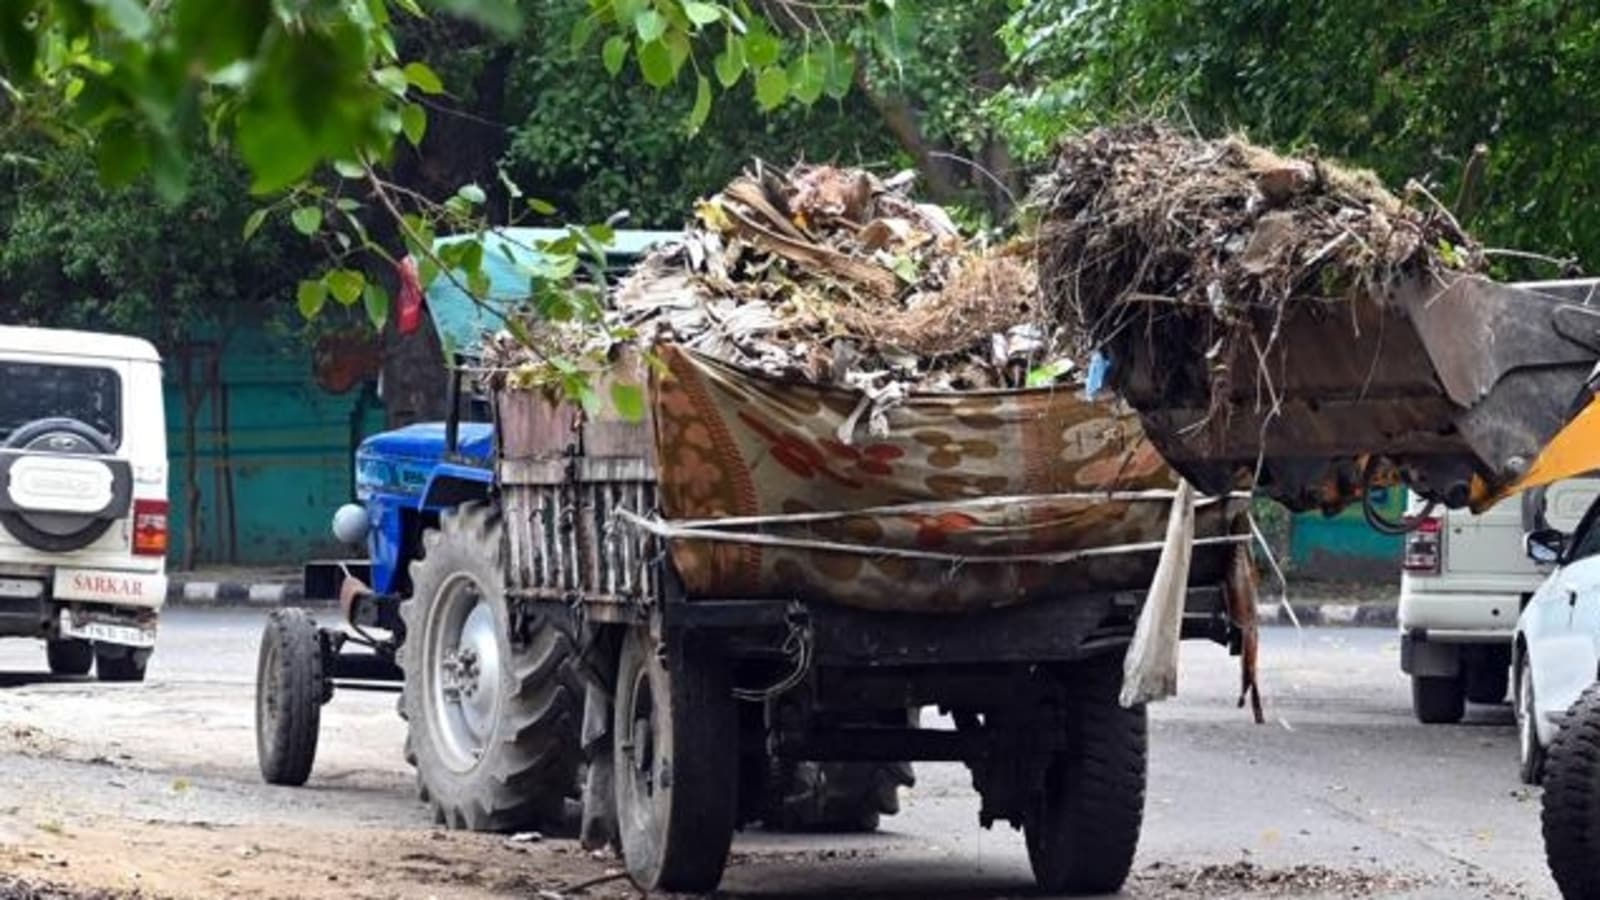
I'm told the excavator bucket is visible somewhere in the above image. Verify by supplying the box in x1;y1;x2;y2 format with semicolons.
1113;275;1600;511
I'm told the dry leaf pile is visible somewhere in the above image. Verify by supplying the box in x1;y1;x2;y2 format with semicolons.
607;161;1058;393
1036;123;1482;403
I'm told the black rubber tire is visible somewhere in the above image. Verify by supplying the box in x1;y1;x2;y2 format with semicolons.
0;418;117;553
256;608;325;787
46;639;93;676
1542;683;1600;899
614;627;737;892
93;643;149;683
1025;654;1147;896
766;760;914;833
1516;651;1546;786
1466;654;1510;705
1412;674;1465;724
400;502;582;832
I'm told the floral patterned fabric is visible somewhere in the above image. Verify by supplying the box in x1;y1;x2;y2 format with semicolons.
650;346;1249;612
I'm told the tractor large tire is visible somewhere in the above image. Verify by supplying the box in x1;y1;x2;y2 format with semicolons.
613;627;737;892
1025;654;1147;896
256;608;326;786
46;639;93;676
1542;683;1600;899
400;502;582;832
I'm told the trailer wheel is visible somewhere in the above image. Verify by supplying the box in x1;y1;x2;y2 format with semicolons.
46;639;93;676
1412;674;1466;724
1025;654;1147;896
1542;683;1600;899
401;502;582;832
614;627;737;892
256;608;326;786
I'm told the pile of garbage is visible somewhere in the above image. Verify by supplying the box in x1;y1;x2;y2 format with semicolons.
607;162;1057;393
1036;123;1482;347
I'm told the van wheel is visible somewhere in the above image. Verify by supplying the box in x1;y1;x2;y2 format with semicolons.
1412;675;1464;724
95;644;150;683
46;639;93;676
1542;683;1600;898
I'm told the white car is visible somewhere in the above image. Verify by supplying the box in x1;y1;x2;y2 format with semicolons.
0;326;169;681
1513;486;1600;784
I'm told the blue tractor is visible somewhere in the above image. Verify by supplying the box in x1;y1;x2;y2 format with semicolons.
253;229;672;830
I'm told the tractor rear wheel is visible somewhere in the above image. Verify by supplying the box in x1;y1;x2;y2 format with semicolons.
400;502;582;832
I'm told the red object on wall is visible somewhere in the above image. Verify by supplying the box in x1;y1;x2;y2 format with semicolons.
396;256;424;335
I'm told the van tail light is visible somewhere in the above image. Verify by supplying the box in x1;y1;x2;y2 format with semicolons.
1403;516;1442;574
132;499;169;556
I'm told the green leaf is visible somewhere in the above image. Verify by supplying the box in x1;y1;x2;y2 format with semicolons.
374;65;409;96
822;46;856;100
363;283;391;330
96;125;149;187
291;206;323;236
401;103;428;146
403;62;445;95
333;159;367;179
242;208;269;242
602;35;628;76
637;40;675;88
456;183;487;205
528;197;558;215
570;14;598;53
634;8;667;42
88;0;153;39
714;35;745;87
687;74;712;134
683;1;722;26
789;52;826;105
755;66;788;110
327;269;366;306
297;280;328;319
611;382;646;422
746;28;780;67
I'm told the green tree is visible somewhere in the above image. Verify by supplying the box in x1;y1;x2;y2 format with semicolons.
995;0;1600;268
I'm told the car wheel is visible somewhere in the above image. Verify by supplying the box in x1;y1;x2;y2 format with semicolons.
94;643;150;682
1517;652;1547;785
46;638;93;676
1412;674;1465;724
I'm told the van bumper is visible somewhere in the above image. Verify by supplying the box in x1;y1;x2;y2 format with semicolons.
1398;587;1522;635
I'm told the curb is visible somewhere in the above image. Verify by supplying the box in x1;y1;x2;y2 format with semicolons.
1256;600;1396;628
167;578;311;608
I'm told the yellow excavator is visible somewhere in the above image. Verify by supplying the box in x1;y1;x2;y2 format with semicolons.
1108;273;1600;522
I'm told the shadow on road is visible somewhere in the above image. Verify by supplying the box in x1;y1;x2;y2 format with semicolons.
0;671;93;688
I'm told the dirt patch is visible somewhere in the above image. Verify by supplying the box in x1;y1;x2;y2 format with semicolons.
0;819;635;900
1129;861;1429;898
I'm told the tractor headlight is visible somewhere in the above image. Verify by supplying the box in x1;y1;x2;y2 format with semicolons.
331;503;371;544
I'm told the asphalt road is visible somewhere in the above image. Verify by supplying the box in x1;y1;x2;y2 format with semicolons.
0;610;1559;898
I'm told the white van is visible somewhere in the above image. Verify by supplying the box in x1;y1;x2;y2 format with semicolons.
0;326;169;681
1400;479;1599;723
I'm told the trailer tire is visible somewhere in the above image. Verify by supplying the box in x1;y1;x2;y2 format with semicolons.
1025;654;1146;896
1412;674;1466;724
93;643;149;683
614;627;737;892
46;639;93;676
401;503;582;833
256;608;325;786
1542;683;1600;899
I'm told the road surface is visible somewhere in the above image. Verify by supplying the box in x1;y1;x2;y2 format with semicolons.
0;610;1556;898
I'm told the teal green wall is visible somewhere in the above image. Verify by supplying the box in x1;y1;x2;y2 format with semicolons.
1287;487;1405;580
162;328;386;567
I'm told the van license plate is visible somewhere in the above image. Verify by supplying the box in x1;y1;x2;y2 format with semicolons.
58;611;156;648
